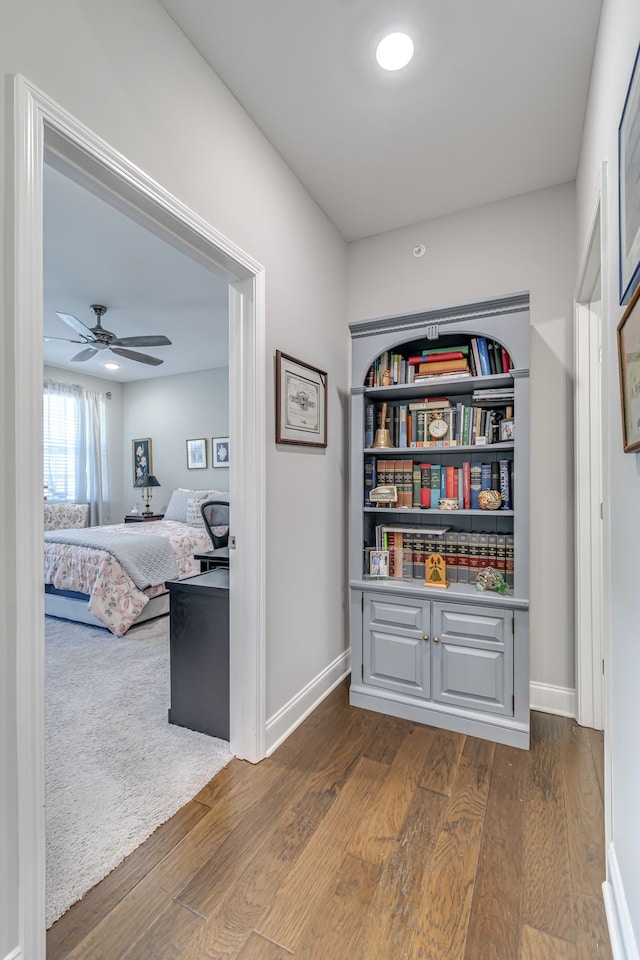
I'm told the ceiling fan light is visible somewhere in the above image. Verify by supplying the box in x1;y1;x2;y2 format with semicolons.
103;362;120;370
375;32;414;71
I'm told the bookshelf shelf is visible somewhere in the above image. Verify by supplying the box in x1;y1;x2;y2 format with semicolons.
363;507;515;517
349;293;531;749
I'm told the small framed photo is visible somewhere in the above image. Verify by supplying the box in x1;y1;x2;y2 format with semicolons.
619;43;640;304
617;283;640;452
369;549;389;578
275;350;327;447
132;438;152;484
186;437;208;470
500;418;514;442
212;436;230;468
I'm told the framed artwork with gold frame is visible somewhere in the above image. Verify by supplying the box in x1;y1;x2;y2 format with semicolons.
617;282;640;452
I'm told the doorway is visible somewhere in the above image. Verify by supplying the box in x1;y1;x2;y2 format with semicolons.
13;74;266;959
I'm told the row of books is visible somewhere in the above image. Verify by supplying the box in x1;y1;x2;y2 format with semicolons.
364;338;512;387
371;525;514;586
365;456;514;510
365;398;514;448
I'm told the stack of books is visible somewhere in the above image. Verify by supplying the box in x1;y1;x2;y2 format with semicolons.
409;346;472;382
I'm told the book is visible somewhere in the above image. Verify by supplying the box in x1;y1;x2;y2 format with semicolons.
462;460;471;509
480;462;492;490
470;338;482;377
412;462;421;507
505;534;514;587
410;350;465;365
399;406;408;448
476;337;492;376
499;459;511;509
416;358;469;374
408;397;451;410
364;403;375;448
456;532;470;583
414;370;472;383
470;462;482;509
500;345;511;373
444;529;458;582
430;464;441;504
407;346;469;363
420;463;431;507
364;455;376;505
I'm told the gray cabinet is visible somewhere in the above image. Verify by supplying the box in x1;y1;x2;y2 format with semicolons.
349;294;530;748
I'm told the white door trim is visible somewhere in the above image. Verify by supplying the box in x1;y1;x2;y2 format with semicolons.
574;163;607;732
12;73;266;959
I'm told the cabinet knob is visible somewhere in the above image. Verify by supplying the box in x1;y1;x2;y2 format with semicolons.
422;634;429;642
432;636;440;643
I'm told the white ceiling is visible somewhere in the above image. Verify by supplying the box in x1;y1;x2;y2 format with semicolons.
43;163;229;383
160;0;603;241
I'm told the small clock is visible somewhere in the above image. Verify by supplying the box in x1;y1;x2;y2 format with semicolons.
428;414;449;439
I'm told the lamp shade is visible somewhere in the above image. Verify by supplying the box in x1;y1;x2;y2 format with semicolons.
134;474;160;489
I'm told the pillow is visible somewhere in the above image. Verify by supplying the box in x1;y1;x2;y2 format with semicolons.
185;497;208;526
164;488;227;523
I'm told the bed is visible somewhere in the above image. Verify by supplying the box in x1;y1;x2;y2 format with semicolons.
44;489;228;636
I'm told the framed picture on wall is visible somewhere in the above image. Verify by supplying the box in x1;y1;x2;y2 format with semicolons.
186;437;208;469
619;43;640;304
132;438;152;484
212;437;230;467
275;350;327;447
617;283;640;452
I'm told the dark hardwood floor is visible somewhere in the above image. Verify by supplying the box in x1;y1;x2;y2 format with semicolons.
47;680;612;960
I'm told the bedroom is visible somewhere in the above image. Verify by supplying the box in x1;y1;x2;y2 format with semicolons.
42;158;234;922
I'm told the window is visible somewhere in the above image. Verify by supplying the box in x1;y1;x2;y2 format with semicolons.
43;381;109;522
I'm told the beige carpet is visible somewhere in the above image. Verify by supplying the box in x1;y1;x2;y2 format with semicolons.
45;614;232;927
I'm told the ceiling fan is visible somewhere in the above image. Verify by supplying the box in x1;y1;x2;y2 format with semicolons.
46;304;172;366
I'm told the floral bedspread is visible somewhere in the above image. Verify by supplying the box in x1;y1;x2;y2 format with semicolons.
44;520;212;636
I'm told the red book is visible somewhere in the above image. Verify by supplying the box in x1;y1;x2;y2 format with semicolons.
445;465;455;498
462;461;471;509
408;350;464;365
501;346;511;373
420;464;431;507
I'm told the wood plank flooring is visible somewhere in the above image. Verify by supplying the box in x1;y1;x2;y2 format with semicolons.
47;681;612;960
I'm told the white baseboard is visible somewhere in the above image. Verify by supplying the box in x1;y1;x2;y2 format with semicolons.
603;844;640;960
266;649;351;756
529;681;575;717
3;946;23;960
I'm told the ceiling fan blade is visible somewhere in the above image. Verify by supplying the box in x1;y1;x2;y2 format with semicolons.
43;336;86;343
110;346;163;366
56;312;96;341
71;347;99;362
111;335;172;348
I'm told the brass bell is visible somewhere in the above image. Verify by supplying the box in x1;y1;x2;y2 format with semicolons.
372;401;394;449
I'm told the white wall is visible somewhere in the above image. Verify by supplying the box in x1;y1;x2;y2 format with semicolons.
43;365;125;522
0;1;348;954
348;182;577;702
576;0;640;949
123;368;230;513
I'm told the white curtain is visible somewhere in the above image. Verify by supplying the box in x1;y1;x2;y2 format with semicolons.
43;380;110;525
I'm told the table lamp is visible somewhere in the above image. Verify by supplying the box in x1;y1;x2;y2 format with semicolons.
134;474;161;516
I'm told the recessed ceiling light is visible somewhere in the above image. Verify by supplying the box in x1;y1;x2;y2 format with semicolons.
103;362;120;370
375;32;414;71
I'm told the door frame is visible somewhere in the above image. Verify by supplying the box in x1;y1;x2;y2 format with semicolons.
13;73;267;958
574;162;607;731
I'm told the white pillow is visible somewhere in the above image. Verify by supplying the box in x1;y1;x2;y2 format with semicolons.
164;489;227;523
185;497;208;526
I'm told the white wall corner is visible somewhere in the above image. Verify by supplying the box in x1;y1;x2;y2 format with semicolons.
265;650;351;756
603;844;640;960
529;681;576;718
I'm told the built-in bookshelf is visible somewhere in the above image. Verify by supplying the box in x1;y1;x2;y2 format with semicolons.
348;294;531;749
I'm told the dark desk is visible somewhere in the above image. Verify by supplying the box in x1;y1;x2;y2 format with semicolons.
194;547;229;571
166;569;229;739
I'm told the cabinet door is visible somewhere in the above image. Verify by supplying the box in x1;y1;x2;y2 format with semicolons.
363;593;430;698
431;602;513;716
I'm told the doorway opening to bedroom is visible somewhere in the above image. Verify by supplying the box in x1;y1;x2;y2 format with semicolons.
42;155;236;926
14;75;266;957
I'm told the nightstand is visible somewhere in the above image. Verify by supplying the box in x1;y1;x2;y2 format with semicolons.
124;513;165;522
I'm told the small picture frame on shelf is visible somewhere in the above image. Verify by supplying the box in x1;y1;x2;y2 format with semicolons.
500;418;514;442
186;437;208;469
368;549;389;578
